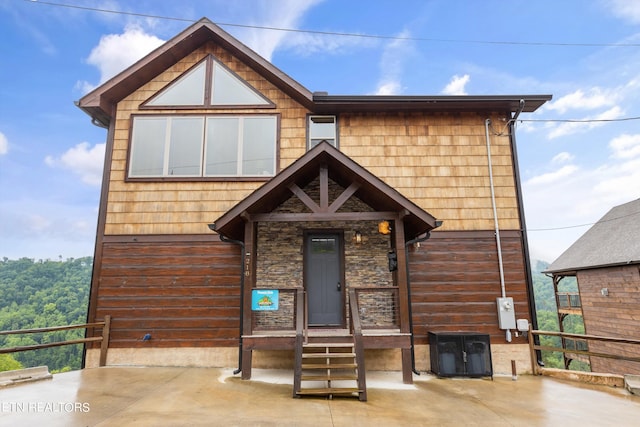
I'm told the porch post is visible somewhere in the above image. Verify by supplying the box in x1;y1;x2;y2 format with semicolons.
394;214;413;384
241;219;257;380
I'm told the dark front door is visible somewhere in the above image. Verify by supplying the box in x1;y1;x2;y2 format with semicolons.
305;233;343;326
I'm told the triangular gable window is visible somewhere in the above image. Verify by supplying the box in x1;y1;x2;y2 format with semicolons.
144;55;273;108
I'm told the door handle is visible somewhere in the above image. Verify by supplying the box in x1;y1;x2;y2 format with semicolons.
337;282;341;291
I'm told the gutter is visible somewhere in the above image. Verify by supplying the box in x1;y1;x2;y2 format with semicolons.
208;224;246;375
405;223;441;375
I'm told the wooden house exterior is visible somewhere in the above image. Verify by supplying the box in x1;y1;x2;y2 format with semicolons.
546;198;640;375
77;18;551;387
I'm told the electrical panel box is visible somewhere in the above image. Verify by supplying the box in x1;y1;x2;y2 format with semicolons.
496;297;516;329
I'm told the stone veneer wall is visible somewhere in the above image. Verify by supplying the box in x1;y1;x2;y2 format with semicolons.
253;177;397;329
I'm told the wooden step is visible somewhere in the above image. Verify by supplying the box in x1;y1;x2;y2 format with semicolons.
303;342;354;348
301;363;357;370
301;373;358;381
296;387;361;396
302;352;356;358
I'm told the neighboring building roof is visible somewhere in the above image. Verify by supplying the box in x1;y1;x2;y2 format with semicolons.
76;17;551;127
212;141;439;241
546;198;640;274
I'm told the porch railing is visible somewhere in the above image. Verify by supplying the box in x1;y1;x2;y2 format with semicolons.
528;328;640;375
250;286;400;333
0;315;112;367
252;288;302;333
351;286;400;330
557;292;582;309
348;288;367;400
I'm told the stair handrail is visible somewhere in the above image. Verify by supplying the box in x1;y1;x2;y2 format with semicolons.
348;288;367;401
293;288;305;397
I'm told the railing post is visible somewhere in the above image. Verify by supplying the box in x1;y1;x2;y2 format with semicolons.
528;326;538;375
99;315;111;367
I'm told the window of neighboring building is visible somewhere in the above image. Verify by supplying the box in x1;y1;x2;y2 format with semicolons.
308;115;337;149
129;115;277;178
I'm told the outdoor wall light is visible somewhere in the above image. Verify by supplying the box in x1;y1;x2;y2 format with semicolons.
353;231;363;244
378;220;391;235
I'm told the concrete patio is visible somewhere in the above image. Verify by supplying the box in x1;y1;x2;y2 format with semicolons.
1;367;639;426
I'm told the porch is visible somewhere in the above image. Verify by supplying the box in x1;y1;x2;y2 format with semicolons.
210;142;440;387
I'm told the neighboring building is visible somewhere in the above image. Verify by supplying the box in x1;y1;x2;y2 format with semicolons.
77;18;551;384
546;198;640;375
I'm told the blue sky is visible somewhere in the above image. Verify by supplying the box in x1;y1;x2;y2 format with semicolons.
1;0;639;262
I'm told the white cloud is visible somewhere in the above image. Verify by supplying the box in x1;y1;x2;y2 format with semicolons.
375;82;402;96
525;165;579;186
523;135;640;261
609;133;640;159
441;74;470;95
547;105;625;139
86;24;165;84
0;132;8;155
551;152;574;164
45;142;105;186
374;29;413;95
607;0;640;24
237;0;324;61
279;31;377;57
0;199;98;260
545;87;617;114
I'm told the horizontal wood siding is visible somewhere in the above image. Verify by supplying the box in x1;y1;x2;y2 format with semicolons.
409;230;531;345
577;265;640;375
92;237;241;348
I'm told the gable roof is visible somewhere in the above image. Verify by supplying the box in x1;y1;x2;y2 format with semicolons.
77;18;314;127
76;18;551;127
546;198;640;274
211;141;439;241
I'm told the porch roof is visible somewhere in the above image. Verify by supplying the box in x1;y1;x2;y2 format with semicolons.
211;142;439;241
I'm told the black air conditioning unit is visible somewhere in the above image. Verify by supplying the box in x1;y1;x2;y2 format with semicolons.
428;332;493;378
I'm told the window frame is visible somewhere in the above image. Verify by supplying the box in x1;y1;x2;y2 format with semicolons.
307;115;338;150
126;113;280;182
140;55;276;110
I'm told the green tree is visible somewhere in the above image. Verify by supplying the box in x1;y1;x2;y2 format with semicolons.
0;257;92;372
0;354;23;372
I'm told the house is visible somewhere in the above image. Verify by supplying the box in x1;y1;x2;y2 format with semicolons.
546;198;640;375
76;17;551;392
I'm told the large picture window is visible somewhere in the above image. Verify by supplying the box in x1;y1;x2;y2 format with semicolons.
129;115;277;178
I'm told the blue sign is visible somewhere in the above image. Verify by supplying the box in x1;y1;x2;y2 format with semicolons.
251;289;279;311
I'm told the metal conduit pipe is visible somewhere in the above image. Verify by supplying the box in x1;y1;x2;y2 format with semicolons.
209;224;246;375
484;118;511;342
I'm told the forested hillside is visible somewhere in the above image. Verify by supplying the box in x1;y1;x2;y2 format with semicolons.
0;256;583;373
0;257;91;372
531;260;587;370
